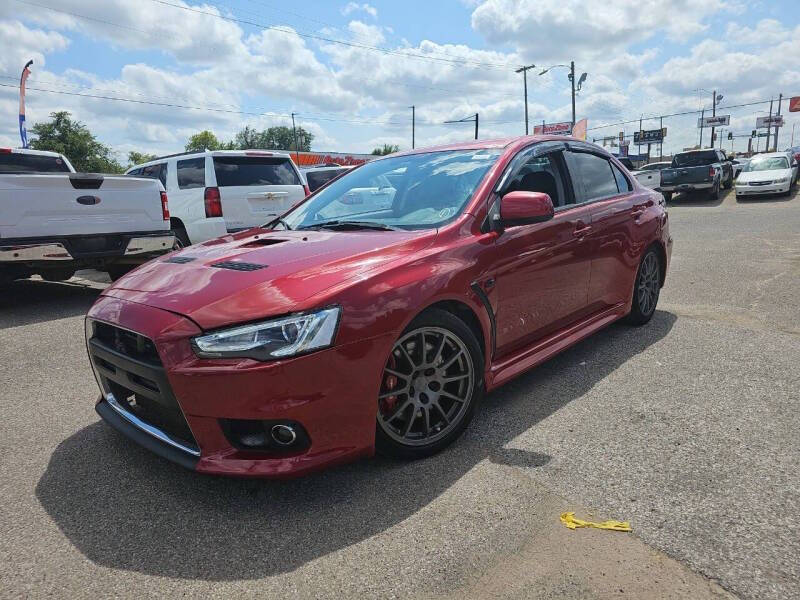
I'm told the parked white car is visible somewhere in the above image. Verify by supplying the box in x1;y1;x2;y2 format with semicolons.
127;150;308;246
735;152;798;198
1;147;173;283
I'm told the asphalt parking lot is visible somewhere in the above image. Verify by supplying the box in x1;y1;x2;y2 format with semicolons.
1;186;798;599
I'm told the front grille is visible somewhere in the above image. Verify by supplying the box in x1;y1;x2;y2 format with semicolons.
88;321;198;450
211;261;267;271
749;181;772;186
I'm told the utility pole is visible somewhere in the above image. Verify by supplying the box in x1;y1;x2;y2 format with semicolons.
710;90;717;149
792;122;796;146
475;113;479;140
443;113;478;140
638;115;643;158
410;105;415;149
766;98;774;152
699;107;705;148
515;64;536;135
774;93;782;151
659;116;663;159
570;60;576;127
291;112;299;164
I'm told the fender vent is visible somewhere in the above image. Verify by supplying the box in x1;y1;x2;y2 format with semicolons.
164;256;195;264
211;261;266;271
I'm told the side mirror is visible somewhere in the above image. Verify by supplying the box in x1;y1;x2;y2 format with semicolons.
500;191;554;227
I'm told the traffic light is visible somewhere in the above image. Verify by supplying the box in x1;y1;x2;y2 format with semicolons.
728;132;733;140
752;130;757;137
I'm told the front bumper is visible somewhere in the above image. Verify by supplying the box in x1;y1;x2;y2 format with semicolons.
87;295;390;477
0;232;174;265
735;182;790;196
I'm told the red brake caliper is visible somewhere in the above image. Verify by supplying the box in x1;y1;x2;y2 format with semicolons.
381;354;399;415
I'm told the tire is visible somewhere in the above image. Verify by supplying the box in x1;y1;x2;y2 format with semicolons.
626;247;661;326
40;269;76;282
106;265;133;281
723;171;733;189
709;179;720;200
375;308;484;460
662;191;672;203
172;227;191;248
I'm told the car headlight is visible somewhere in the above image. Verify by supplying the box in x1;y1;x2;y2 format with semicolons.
774;177;789;183
192;307;340;360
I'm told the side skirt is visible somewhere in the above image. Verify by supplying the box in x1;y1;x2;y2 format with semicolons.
486;303;627;390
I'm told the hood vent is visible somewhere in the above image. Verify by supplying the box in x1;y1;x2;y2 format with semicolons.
164;256;196;264
211;260;267;272
239;238;287;248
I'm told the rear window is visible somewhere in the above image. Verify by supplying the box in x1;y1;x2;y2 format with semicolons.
213;156;301;187
177;157;205;189
0;153;71;173
306;168;346;192
673;151;718;167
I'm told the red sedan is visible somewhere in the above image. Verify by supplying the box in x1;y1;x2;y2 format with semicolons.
86;136;672;477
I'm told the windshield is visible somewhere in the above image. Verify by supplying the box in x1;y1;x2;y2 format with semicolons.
280;149;502;231
743;157;789;172
673;151;718;167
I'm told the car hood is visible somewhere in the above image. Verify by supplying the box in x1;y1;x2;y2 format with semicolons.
104;228;435;329
737;168;792;183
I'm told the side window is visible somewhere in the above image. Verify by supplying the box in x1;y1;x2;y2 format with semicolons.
505;151;570;207
128;168;141;176
177;157;205;189
158;163;168;188
611;163;632;193
565;151;619;202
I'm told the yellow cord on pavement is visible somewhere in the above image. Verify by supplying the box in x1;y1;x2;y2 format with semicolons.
560;512;632;532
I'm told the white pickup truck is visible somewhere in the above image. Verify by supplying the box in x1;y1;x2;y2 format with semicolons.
0;148;174;283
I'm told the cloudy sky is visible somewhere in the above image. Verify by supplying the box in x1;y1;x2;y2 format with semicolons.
0;0;798;161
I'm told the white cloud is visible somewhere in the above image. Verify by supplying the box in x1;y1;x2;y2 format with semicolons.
341;3;378;19
725;19;791;46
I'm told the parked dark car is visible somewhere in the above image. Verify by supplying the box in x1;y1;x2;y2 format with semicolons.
86;136;671;477
660;149;734;201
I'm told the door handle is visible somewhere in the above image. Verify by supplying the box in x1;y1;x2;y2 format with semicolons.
572;222;592;237
631;203;647;218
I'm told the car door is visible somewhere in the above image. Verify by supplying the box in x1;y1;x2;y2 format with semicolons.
491;143;594;357
565;148;643;311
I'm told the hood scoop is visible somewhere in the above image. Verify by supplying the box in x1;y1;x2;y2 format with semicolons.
211;260;267;272
164;256;196;264
239;238;287;248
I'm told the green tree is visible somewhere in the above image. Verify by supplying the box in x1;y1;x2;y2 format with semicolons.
127;151;157;167
232;125;313;151
185;130;224;152
29;111;124;173
371;144;400;156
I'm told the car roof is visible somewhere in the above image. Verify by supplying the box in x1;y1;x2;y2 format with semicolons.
127;149;294;171
1;147;65;158
387;135;595;159
750;151;791;159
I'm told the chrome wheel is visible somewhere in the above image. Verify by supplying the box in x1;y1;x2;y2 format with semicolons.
637;252;660;317
378;327;474;447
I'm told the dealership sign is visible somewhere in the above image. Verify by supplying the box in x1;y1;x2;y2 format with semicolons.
533;121;573;135
756;115;784;128
634;128;667;143
697;115;730;128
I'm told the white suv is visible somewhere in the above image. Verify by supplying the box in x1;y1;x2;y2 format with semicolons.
126;150;308;246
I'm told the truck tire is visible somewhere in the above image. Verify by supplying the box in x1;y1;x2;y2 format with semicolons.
40;269;76;282
709;179;720;201
723;171;733;189
172;227;191;248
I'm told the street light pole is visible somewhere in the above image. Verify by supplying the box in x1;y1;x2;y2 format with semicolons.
515;64;536;135
774;93;782;152
711;90;717;149
570;60;576;127
291;112;299;164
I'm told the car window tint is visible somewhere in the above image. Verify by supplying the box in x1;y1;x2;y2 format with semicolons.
506;152;568;207
611;163;632;193
177;157;205;189
567;151;619;202
0;153;71;173
306;168;344;192
159;163;168;188
213;156;301;187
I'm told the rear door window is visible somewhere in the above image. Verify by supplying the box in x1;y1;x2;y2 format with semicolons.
0;153;71;173
137;163;168;189
611;163;632;193
177;157;205;189
213;156;301;187
565;151;619;202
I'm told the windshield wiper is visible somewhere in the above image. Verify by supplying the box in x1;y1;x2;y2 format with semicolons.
299;220;400;231
264;216;293;230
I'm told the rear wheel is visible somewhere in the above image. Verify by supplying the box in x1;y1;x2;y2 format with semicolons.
376;309;483;460
709;179;720;200
172;227;190;248
40;269;75;282
626;248;661;326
